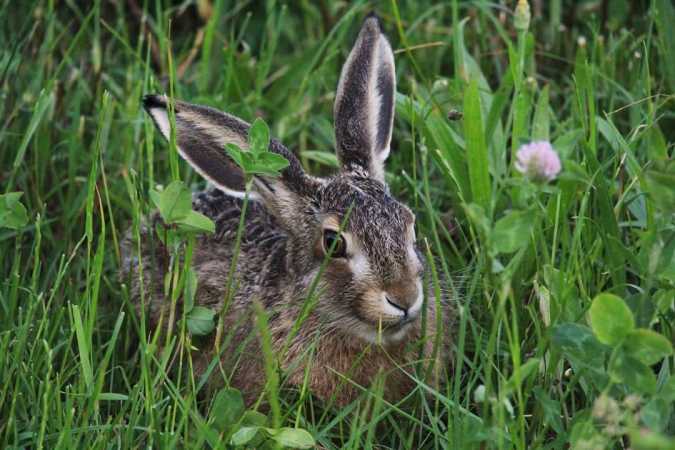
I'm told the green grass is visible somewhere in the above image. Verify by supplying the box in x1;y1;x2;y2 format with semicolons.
1;0;674;448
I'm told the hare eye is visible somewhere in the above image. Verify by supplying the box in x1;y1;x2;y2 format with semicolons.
322;230;347;258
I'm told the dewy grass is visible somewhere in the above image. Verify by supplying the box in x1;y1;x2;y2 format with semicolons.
1;1;674;449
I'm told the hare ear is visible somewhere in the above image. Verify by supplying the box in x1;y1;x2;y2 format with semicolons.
334;14;395;183
143;95;319;217
143;95;250;197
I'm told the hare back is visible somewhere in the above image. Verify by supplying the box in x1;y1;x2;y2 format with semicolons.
120;187;289;329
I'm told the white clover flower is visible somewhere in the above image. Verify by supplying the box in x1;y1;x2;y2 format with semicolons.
515;141;561;182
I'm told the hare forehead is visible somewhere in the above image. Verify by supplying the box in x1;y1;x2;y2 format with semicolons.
319;175;415;224
347;208;417;275
345;226;416;282
357;225;413;274
318;176;418;273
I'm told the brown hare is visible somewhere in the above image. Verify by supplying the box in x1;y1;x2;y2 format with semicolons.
122;14;453;407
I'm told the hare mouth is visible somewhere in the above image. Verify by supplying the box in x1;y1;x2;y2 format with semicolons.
352;318;415;344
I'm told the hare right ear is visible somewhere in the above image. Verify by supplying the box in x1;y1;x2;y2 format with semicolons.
334;14;396;183
142;95;317;203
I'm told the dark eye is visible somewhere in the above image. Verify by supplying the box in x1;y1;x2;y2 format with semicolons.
322;229;347;258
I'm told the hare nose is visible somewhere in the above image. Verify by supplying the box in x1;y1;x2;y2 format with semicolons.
385;296;409;316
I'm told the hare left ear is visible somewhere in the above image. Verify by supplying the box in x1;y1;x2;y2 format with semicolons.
142;95;321;230
334;14;396;183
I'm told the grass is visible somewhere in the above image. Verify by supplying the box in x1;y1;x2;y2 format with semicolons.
1;0;674;448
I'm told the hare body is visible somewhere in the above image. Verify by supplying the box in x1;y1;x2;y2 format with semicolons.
122;15;453;406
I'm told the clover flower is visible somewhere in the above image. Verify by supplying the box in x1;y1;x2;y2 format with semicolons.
515;141;561;182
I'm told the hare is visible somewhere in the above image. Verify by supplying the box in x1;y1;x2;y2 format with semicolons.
122;14;453;406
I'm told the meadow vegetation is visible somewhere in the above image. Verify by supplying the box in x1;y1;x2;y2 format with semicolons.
1;0;674;448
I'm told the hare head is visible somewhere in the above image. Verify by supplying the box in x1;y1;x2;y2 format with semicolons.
143;15;425;344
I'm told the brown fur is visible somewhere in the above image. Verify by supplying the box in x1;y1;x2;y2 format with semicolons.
121;189;453;406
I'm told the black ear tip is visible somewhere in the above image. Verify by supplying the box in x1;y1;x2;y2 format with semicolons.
142;94;165;111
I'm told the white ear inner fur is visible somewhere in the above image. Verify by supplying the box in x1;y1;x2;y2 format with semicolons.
374;34;395;162
367;36;380;178
145;99;262;201
366;34;395;182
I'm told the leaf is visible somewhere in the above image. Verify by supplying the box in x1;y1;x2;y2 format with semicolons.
511;85;533;151
463;78;491;211
492;210;536;254
533;387;563;434
552;128;584;159
201;427;222;449
643;161;675;212
186;306;216;336
655;289;675;314
248;118;270;155
209;388;245;431
240;410;267;427
149;189;161;210
550;323;608;371
241;152;255;171
609;350;657;394
596;116;640;177
646;125;668;161
267;427;315;449
569;414;600;448
531;85;550;140
588;293;634;346
463;203;491;239
98;392;129;401
176;210;215;234
654;0;675;92
660;375;675;402
250;152;290;175
505;358;540;392
0;192;29;229
71;304;93;391
13;89;53;170
623;329;673;365
154;222;180;249
485;71;513;163
158;181;192;222
641;398;672;433
225;143;248;171
628;428;675;450
183;268;198;313
302;150;339;168
230;426;261;446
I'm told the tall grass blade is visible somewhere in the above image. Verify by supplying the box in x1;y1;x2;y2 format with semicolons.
463;78;491;211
